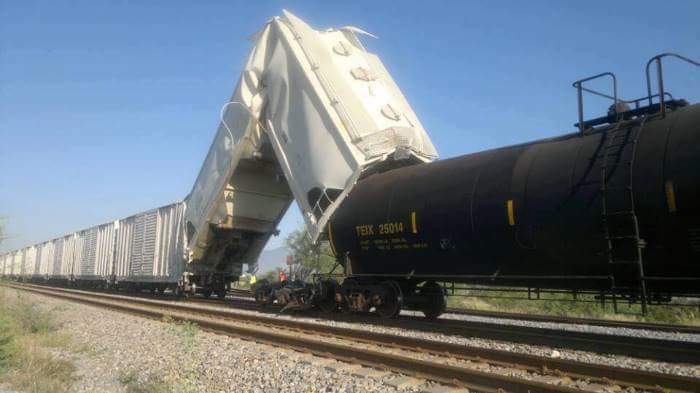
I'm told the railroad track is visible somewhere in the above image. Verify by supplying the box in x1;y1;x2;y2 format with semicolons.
4;282;699;393
444;307;700;334
228;287;252;297
216;296;700;363
25;283;699;362
227;286;700;335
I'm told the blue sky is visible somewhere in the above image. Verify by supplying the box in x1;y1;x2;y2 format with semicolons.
1;1;698;253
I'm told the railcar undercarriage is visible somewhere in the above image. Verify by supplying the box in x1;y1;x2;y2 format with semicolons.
252;277;447;319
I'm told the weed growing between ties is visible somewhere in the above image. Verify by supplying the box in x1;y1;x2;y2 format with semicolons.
0;288;76;393
447;289;700;325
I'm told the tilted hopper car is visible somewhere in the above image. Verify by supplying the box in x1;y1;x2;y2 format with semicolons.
0;12;697;320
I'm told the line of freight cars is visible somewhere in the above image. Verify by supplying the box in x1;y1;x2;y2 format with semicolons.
0;202;193;294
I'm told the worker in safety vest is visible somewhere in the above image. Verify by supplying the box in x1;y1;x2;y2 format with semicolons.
249;275;256;285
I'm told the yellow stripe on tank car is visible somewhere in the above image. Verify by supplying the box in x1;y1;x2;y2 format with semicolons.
506;199;515;226
411;211;418;234
665;180;677;213
327;221;338;256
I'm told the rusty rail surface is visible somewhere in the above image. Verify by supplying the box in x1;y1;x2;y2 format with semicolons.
4;282;698;392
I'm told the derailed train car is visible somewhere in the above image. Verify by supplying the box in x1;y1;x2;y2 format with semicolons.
0;14;696;322
318;56;700;318
1;12;433;299
0;202;188;292
327;101;700;317
251;54;700;319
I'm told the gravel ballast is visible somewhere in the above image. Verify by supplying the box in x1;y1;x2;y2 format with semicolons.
5;288;457;393
191;297;700;378
6;286;700;392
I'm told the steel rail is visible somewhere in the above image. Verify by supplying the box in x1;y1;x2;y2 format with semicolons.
5;283;699;392
226;287;700;334
218;297;700;364
228;288;253;297
20;283;698;362
443;307;700;334
4;283;581;393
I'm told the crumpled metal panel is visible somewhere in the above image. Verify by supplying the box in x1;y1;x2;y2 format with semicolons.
0;12;436;281
184;11;437;270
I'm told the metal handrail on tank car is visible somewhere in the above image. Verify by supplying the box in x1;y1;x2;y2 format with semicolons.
573;72;619;134
645;52;700;117
438;283;700;308
572;52;698;132
318;271;700;288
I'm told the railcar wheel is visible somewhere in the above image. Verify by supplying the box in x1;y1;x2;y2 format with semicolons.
216;290;227;299
174;285;184;298
375;280;403;319
419;281;446;320
253;281;272;306
202;289;212;299
338;278;358;313
316;279;338;313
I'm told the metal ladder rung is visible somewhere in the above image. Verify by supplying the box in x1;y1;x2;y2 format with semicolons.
578;179;602;186
601;162;632;169
610;133;630;140
601;188;633;195
596;151;624;159
605;210;635;216
603;186;633;191
605;142;632;148
609;260;641;265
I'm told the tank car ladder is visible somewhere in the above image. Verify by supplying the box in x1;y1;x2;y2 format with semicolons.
600;120;648;315
573;71;649;314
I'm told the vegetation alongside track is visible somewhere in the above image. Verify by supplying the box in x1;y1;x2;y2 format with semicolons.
10;282;699;392
448;290;700;325
117;316;201;393
0;287;77;392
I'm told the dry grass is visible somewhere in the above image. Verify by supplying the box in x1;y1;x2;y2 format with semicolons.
0;288;76;393
115;316;201;393
447;289;700;325
119;369;174;393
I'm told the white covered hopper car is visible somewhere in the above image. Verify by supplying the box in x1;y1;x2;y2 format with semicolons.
0;202;188;293
0;11;437;297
